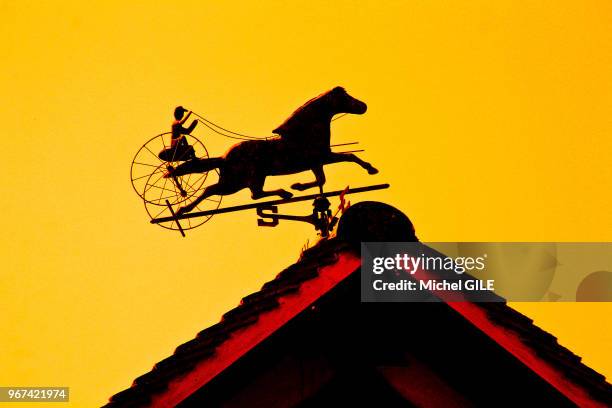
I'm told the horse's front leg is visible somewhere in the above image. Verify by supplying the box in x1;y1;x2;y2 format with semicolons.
291;166;326;193
325;152;378;175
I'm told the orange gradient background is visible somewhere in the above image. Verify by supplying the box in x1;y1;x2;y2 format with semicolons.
1;1;611;406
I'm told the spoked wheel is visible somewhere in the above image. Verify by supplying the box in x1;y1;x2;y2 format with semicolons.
144;166;223;231
130;132;209;205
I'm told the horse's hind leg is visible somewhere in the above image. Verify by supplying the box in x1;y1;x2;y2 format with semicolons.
176;183;224;215
325;152;378;175
249;175;293;200
291;166;326;193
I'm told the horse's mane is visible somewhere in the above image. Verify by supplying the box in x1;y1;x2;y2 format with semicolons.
273;87;343;137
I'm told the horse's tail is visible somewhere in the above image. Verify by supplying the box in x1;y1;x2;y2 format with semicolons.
173;157;224;177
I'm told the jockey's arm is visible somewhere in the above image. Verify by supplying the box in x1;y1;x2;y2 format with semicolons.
183;118;198;135
179;110;192;125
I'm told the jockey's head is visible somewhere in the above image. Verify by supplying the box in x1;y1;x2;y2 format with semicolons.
174;106;187;120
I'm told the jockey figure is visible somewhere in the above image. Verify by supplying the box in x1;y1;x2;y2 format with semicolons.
159;106;198;161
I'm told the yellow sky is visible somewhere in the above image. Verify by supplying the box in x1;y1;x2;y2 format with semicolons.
1;1;611;406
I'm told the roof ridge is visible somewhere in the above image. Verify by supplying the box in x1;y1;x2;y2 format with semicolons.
105;237;612;407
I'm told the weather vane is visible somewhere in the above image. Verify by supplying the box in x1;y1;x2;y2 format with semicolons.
130;86;389;237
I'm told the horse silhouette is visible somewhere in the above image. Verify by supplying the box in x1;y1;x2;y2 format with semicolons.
172;86;378;215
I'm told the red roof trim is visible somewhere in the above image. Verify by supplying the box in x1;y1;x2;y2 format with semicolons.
411;266;608;408
151;252;361;407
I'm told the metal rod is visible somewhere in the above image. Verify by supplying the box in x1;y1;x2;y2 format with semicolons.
330;142;359;147
165;200;186;237
152;183;390;224
335;149;365;154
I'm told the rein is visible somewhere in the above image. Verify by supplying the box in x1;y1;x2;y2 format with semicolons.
190;110;272;141
189;110;349;142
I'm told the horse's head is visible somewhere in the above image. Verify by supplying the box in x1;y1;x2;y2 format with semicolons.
273;86;367;140
327;86;367;115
